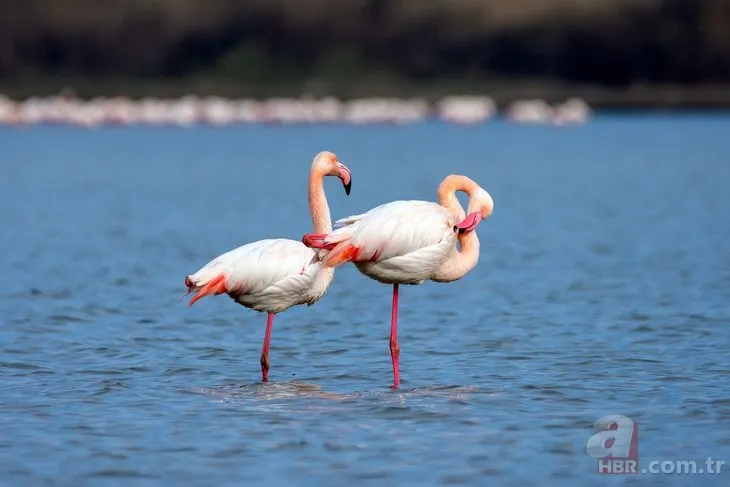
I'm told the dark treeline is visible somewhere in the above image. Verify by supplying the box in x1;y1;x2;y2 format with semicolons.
1;0;729;100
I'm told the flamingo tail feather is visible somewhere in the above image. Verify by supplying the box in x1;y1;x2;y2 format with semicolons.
188;273;228;307
322;240;360;268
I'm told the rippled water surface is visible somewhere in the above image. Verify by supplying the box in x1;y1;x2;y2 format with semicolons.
1;115;729;486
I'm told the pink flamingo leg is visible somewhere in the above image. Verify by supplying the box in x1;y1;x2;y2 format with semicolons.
390;284;401;389
260;312;275;382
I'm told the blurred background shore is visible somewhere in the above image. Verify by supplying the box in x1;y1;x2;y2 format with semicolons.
2;0;729;109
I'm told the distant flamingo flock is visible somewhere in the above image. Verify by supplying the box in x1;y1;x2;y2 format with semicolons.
185;150;495;389
0;94;591;127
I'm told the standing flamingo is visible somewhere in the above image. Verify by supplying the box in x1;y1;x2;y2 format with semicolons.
184;151;352;382
302;175;493;388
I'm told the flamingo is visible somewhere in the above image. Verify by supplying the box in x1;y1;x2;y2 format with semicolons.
302;175;493;388
184;151;352;382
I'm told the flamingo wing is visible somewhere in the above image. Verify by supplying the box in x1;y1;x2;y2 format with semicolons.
328;200;454;262
187;239;317;300
225;239;317;294
333;212;369;228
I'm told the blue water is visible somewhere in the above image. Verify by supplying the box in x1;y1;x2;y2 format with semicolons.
1;115;729;487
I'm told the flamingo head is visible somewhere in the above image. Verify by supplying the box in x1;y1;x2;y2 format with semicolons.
313;150;352;196
454;188;494;234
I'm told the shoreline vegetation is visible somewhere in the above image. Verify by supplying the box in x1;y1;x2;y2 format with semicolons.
2;0;729;109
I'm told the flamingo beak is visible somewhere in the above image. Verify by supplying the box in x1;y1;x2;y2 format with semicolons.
454;211;483;234
337;163;352;196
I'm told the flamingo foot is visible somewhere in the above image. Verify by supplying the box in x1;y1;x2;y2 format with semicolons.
260;352;270;382
390;338;401;389
260;312;275;383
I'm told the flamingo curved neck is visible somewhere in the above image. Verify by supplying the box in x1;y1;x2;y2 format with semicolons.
431;231;480;282
307;167;337;289
308;169;333;234
437;175;480;220
431;174;482;282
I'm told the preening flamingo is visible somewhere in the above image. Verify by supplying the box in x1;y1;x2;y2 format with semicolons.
302;175;493;388
184;151;352;382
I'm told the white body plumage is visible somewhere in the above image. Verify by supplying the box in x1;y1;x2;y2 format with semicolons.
325;200;460;285
187;239;334;314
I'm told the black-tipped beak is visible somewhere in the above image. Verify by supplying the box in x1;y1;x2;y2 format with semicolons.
454;211;483;234
337;163;352;196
